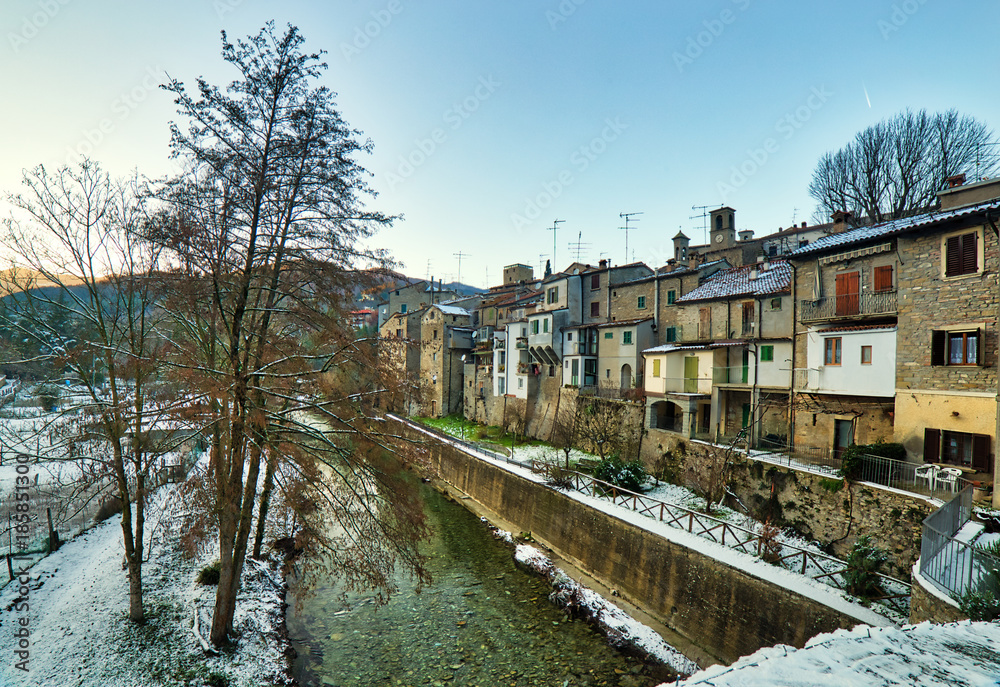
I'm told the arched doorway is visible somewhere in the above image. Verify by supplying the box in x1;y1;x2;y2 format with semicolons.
620;363;632;389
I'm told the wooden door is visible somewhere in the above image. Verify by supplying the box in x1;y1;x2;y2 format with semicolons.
835;272;860;316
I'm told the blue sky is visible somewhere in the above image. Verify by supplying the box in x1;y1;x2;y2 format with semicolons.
2;1;999;288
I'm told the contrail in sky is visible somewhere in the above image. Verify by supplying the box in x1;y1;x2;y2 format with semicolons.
862;82;872;108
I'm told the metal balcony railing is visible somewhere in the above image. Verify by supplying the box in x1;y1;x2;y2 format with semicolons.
799;289;897;322
712;366;750;385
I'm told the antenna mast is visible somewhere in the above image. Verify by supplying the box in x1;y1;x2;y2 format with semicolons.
453;251;470;287
568;231;591;263
619;212;643;263
548;219;564;271
690;205;711;244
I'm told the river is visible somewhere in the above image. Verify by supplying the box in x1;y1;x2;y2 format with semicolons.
287;485;671;687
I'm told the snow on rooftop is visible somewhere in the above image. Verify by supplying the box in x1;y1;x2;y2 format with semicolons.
676;261;791;302
674;620;1000;687
434;304;470;317
789;199;1000;258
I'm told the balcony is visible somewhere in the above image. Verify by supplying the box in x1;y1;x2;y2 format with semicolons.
516;362;531;375
712;366;750;385
515;337;528;349
495;339;506;349
799;289;897;323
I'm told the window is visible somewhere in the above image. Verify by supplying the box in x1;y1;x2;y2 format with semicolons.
667;290;676;305
770;297;782;311
835;271;860;316
531;320;539;335
604;332;613;339
590;301;600;317
567;332;573;341
652;359;661;377
741;301;754;336
543;318;549;333
873;265;893;292
924;428;991;470
637;295;646;309
432;352;437;362
518;378;524;389
824;337;842;365
623;331;633;345
931;329;981;366
798;239;809;248
521;327;527;337
591;273;600;290
395;328;402;337
760;345;773;362
861;345;872;365
768;244;778;257
945;231;978;277
433;329;438;339
665;326;677;343
400;303;407;313
547;286;559;304
498;378;505;394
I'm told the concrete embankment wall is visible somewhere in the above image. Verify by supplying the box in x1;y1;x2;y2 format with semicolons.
403;422;876;665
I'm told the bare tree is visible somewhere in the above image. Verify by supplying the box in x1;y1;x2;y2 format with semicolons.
549;399;579;468
157;23;429;646
575;394;637;460
1;161;168;622
809;109;998;223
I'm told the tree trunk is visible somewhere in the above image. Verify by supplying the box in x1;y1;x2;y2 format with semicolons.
252;449;276;559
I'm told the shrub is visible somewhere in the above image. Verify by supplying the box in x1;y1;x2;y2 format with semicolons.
197;560;222;585
94;496;123;523
544;464;574;490
957;589;1000;621
843;535;888;600
593;456;647;492
759;523;783;564
839;440;906;480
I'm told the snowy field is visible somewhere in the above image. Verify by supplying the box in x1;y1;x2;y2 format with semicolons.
0;484;291;687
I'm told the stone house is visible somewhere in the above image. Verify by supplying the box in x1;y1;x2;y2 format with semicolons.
644;259;793;445
419;304;472;417
377;278;460;328
377;307;426;413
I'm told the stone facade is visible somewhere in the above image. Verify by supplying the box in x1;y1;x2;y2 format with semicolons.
419;306;471;417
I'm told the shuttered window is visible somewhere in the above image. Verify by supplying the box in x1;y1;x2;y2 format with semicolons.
931;329;981;365
945;232;978;276
652;359;661;377
873;265;893;292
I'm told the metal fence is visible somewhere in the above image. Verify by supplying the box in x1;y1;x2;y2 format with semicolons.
919;487;1000;598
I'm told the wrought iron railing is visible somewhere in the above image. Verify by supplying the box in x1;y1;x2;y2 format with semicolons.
799;289;897;322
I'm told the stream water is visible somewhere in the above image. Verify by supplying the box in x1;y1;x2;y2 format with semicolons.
287;486;670;687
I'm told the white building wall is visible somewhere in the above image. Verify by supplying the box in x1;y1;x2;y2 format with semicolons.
805;327;896;397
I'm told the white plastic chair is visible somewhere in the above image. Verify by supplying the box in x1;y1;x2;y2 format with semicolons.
936;467;962;493
915;464;939;491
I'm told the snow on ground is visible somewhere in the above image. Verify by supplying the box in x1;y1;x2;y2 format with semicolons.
512;542;700;677
0;484;292;687
673;620;1000;686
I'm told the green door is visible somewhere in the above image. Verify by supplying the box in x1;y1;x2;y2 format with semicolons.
742;403;751;428
683;356;698;393
741;349;749;384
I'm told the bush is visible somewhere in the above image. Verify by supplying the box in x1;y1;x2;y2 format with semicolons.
839;440;906;480
94;496;123;523
759;523;783;564
197;560;222;585
544;464;574;490
593;456;647;492
843;535;888;600
957;589;1000;621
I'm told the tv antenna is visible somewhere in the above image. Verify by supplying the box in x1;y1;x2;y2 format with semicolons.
690;205;711;244
568;231;591;263
548;219;564;271
538;253;548;274
619;212;643;263
453;251;470;286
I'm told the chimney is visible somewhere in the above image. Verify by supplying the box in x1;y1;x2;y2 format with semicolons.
801;221;807;228
947;173;966;189
831;210;852;233
599;258;608;269
738;230;754;242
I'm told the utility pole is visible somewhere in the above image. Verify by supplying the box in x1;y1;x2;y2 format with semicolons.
453;251;470;287
548;219;564;271
619;212;643;263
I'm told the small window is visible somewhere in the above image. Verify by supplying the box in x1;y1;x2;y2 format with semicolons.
606;369;611;378
861;345;872;365
498;378;505;394
824;337;842;365
665;327;677;343
433;329;438;339
400;304;407;313
623;331;633;345
770;297;781;311
667;290;676;305
637;295;646;309
591;273;600;290
432;352;437;361
590;302;600;317
931;329;981;366
531;320;539;335
652;359;661;377
518;378;524;389
567;332;573;342
547;286;559;304
604;332;613;339
798;239;809;248
543;318;549;333
760;345;773;362
395;329;402;337
768;245;778;257
944;232;978;277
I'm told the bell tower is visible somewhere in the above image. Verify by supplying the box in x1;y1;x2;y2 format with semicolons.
709;206;737;249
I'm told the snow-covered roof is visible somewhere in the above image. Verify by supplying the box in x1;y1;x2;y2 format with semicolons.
790;198;1000;258
433;304;470;317
679;620;1000;686
676;261;791;302
594;317;653;329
